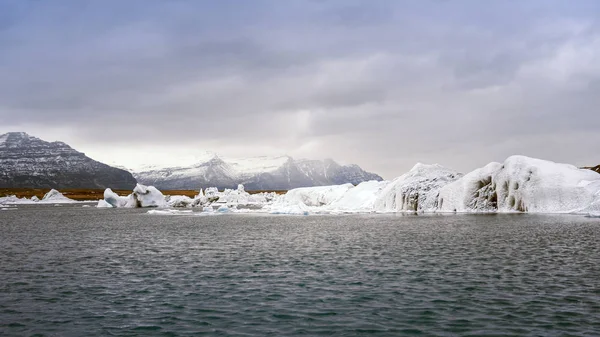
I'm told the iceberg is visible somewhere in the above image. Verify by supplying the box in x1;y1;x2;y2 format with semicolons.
41;189;76;203
0;195;28;205
0;190;77;205
133;184;167;207
166;195;195;208
278;184;354;207
102;184;167;208
327;180;388;212
99;156;600;215
103;188;137;208
374;164;461;212
438;155;600;213
147;209;193;215
265;155;600;215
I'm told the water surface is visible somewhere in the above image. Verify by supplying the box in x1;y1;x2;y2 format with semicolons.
1;206;599;336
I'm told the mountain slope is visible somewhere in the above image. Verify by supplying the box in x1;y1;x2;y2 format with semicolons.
134;154;383;190
0;132;137;189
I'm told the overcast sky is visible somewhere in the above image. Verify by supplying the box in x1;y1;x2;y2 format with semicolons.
1;0;599;178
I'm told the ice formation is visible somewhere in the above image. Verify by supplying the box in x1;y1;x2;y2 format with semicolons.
276;184;354;207
373;164;461;212
100;183;277;210
327;180;388;212
101;184;166;208
0;190;77;205
147;209;193;215
41;189;76;203
102;188;137;208
133;184;167;207
438;156;600;213
266;156;600;215
101;156;600;215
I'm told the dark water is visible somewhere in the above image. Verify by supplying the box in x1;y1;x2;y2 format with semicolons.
1;206;599;336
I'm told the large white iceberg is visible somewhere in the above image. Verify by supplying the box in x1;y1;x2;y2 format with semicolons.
265;155;600;215
438;155;600;213
373;163;461;212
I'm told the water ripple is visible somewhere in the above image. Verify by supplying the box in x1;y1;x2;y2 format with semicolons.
0;207;599;336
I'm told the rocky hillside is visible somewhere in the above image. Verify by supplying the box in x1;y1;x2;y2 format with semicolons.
0;132;137;189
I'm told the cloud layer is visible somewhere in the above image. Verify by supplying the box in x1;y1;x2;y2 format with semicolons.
1;0;599;178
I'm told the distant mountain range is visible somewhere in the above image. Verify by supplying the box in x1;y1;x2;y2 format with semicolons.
0;132;382;190
133;154;383;190
0;132;136;189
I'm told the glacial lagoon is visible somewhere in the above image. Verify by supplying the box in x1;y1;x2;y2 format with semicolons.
1;205;599;336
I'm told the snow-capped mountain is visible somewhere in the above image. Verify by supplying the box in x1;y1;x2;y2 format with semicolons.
0;132;137;189
133;154;383;190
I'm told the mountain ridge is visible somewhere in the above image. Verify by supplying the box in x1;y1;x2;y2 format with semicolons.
133;153;383;190
0;132;137;189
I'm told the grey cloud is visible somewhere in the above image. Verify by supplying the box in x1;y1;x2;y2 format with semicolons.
1;1;600;178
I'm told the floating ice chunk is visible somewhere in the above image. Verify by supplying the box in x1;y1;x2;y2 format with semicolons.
147;209;193;215
41;189;76;203
0;195;26;205
166;195;195;208
31;196;40;202
133;184;167;208
103;188;136;207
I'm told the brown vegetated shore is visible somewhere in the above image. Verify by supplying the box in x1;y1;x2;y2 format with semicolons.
0;188;287;201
